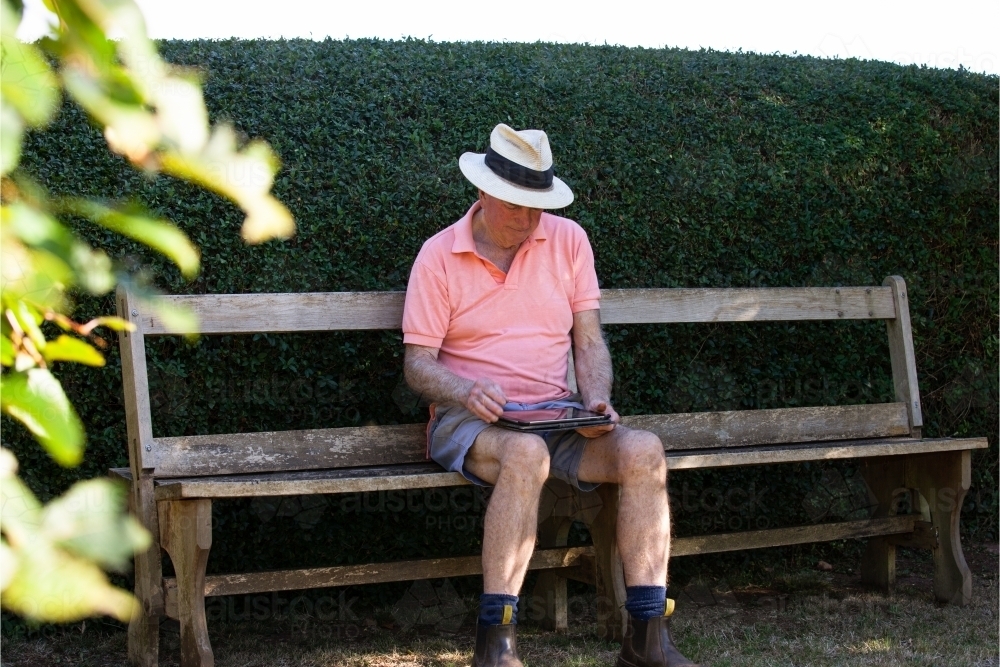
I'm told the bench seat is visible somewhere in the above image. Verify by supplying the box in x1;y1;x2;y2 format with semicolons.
110;435;986;500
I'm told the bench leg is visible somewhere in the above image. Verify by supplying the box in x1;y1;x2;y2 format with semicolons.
531;479;575;632
590;483;626;642
859;457;905;592
159;499;214;667
532;509;572;631
128;475;163;667
906;450;973;605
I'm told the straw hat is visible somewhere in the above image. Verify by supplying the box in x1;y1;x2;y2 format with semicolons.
458;124;574;209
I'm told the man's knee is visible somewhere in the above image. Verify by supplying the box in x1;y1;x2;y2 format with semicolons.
619;429;666;483
499;433;550;483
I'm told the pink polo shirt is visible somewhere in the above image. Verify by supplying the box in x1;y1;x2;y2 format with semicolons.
403;202;601;404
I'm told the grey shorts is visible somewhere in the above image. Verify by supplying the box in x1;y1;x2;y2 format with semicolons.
428;401;600;492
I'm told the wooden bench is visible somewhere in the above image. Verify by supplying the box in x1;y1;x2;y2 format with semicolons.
111;276;987;667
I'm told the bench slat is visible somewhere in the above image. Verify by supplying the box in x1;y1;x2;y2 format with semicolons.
666;436;987;470
105;436;987;499
146;403;909;477
601;287;895;324
162;546;593;618
150;424;427;477
671;514;917;556
140;287;896;334
630;402;910;450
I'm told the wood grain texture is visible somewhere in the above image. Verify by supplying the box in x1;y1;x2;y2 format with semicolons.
108;437;987;499
159;499;213;667
670;515;918;557
117;287;155;473
859;456;905;592
151;463;466;500
533;480;578;633
665;437;987;471
162;546;593;614
883;276;924;436
149;424;427;477
904;450;973;605
139;286;896;335
142;291;406;335
146;403;910;478
600;286;895;323
126;474;163;667
589;484;626;643
626;403;910;450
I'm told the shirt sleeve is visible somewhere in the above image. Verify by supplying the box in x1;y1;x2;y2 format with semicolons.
571;229;601;313
402;257;450;348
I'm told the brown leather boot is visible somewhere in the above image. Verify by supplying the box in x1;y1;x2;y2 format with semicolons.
471;621;522;667
617;600;699;667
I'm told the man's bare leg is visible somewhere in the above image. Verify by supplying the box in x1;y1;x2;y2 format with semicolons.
464;427;551;594
577;426;669;586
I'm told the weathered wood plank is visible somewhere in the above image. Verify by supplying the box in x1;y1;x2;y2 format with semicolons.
591;484;626;642
666;437;987;471
904;450;973;604
126;474;163;667
627;403;910;450
159;499;213;667
143;292;406;335
149;424;427;477
162;546;593;617
860;456;905;592
883;276;923;437
117;287;155;472
110;437;987;499
140;286;896;335
670;515;918;557
600;286;895;323
154;465;465;500
147;404;909;478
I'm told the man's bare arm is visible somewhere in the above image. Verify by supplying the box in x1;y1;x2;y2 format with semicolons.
572;309;613;407
403;344;507;422
572;309;619;435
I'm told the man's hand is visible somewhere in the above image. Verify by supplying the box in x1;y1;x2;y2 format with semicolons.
466;377;508;423
575;400;619;438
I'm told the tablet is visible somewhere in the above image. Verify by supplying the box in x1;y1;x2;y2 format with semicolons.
496;407;613;432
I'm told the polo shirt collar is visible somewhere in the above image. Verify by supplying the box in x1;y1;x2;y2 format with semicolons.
452;201;550;255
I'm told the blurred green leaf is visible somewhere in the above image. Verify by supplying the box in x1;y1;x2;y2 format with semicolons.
80;315;135;333
42;334;105;366
0;368;84;466
66;199;200;278
0;334;13;366
0;33;60;127
0;103;24;174
41;478;150;569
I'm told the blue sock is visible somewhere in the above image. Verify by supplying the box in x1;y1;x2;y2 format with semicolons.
479;593;519;625
625;585;667;621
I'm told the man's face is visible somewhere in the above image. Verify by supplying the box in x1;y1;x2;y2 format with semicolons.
478;191;543;249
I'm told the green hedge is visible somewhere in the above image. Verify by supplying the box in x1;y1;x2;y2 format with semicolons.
8;39;998;583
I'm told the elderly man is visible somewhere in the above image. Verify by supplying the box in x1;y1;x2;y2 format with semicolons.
403;124;698;667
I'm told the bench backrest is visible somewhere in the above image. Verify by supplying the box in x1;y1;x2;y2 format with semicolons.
117;277;922;479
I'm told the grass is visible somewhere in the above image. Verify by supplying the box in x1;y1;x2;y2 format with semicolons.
3;543;997;666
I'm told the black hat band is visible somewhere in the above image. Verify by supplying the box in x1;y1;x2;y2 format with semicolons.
484;147;554;189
